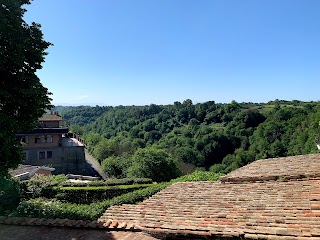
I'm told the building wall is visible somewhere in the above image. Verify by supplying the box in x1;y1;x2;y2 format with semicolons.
23;146;88;175
23;134;61;148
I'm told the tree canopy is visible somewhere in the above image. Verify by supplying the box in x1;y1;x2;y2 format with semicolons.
0;0;52;173
56;99;320;179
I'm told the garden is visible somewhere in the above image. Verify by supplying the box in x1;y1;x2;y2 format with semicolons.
0;171;222;221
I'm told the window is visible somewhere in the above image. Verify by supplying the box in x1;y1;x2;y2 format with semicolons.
38;151;46;159
35;135;51;143
46;135;53;143
35;136;41;144
38;150;53;159
21;136;29;144
47;151;53;158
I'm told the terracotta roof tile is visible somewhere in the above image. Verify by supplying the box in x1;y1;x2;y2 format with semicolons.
0;224;158;240
99;154;320;239
0;216;136;231
220;153;320;182
39;114;62;121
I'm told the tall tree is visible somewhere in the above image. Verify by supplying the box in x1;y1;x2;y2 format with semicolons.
0;0;53;173
127;147;181;182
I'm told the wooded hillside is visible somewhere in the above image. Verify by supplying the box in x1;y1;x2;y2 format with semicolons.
53;99;320;180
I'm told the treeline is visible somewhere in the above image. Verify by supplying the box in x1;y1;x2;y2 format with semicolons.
54;99;320;181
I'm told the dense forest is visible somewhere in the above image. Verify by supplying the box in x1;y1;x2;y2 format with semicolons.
53;99;320;181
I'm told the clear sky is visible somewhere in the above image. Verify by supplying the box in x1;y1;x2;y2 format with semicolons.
24;0;320;106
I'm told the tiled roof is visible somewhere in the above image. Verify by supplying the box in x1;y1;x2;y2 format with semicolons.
4;154;320;239
100;180;320;239
39;114;62;121
9;165;55;178
220;153;320;182
16;127;69;135
0;220;157;240
0;216;134;230
99;154;320;239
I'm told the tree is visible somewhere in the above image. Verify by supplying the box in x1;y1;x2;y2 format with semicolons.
101;155;131;178
127;147;181;182
174;146;204;166
0;173;21;214
0;0;52;173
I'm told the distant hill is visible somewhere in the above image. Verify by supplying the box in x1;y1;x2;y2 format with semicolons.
52;99;320;177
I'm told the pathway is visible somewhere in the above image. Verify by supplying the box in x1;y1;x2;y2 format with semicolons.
84;150;107;180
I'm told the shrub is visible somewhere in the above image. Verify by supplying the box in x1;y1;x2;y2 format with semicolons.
56;184;154;204
0;174;21;215
13;198;93;220
101;155;131;178
13;183;170;220
172;171;223;182
127;147;181;182
52;174;68;186
22;174;57;199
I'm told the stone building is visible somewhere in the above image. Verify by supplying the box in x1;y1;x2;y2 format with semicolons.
16;113;87;175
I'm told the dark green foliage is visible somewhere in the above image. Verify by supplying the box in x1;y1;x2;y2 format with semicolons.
13;183;170;220
127;147;181;182
21;174;68;199
0;0;53;173
210;148;255;174
56;184;153;204
101;155;131;178
22;175;56;199
56;100;320;175
174;147;204;166
0;174;21;214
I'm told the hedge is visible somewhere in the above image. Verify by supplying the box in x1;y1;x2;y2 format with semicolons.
60;178;153;187
12;171;223;220
56;184;154;204
12;182;170;220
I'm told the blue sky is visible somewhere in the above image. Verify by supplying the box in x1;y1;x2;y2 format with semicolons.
24;0;320;106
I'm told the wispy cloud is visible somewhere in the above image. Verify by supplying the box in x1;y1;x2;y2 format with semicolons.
75;95;89;101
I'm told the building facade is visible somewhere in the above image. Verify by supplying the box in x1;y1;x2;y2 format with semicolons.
16;113;88;175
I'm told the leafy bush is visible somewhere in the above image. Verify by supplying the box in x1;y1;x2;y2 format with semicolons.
22;174;57;199
0;174;21;215
13;183;170;220
172;171;223;182
101;155;131;178
56;184;154;204
52;174;69;186
13;198;94;220
127;147;181;182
